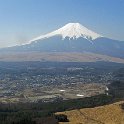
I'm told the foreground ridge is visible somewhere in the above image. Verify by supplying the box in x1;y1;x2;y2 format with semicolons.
55;101;124;124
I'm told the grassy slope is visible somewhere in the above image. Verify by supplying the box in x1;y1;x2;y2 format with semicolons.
56;101;124;124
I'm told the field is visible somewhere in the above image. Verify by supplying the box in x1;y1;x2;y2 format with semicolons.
0;52;124;63
56;101;124;124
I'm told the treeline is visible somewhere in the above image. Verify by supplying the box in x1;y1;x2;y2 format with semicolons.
108;80;124;99
0;94;115;124
0;61;123;76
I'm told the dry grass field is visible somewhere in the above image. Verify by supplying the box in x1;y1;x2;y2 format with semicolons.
56;101;124;124
0;52;124;63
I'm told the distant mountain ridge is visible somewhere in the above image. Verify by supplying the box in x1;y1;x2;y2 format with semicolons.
1;23;124;59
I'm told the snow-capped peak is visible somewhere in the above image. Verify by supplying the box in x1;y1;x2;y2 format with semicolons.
29;23;102;43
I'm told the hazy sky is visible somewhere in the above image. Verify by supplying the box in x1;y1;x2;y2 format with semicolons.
0;0;124;48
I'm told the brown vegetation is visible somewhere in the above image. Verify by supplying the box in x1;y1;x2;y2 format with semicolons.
56;101;124;124
0;52;124;63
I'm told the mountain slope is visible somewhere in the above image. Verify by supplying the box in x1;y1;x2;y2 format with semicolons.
55;101;124;124
1;23;124;59
1;52;124;63
29;23;102;43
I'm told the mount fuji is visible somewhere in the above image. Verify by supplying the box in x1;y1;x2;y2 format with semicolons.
1;23;124;60
28;23;102;43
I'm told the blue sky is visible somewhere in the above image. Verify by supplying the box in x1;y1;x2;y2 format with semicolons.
0;0;124;47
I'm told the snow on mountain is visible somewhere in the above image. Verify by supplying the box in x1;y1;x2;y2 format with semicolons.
1;23;124;59
29;23;102;44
